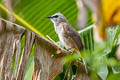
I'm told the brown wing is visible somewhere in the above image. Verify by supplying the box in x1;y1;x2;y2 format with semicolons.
63;23;84;51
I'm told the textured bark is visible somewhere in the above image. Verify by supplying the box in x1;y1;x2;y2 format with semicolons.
11;34;21;80
1;1;16;79
0;19;25;80
16;30;35;80
32;35;67;80
0;18;101;80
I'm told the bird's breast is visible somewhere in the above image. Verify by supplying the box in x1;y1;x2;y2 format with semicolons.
58;33;71;49
55;25;73;49
54;25;65;34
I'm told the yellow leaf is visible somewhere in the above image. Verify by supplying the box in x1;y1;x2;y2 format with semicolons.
91;0;120;41
102;0;120;26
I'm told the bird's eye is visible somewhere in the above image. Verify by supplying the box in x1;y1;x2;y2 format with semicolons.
53;15;58;18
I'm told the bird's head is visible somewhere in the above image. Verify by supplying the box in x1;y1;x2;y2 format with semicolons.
47;13;67;25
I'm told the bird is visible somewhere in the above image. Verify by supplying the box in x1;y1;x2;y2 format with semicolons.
47;13;88;74
47;13;84;52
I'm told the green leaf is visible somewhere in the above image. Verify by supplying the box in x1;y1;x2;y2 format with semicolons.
97;57;108;80
107;73;120;80
24;57;34;80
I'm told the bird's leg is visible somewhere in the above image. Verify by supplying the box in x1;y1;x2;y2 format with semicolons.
66;48;72;51
66;48;76;54
77;51;88;74
78;57;88;74
82;59;88;74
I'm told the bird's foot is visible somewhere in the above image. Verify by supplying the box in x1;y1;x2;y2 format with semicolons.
66;48;72;51
66;48;74;54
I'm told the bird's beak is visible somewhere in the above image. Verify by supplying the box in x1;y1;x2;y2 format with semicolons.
46;16;53;18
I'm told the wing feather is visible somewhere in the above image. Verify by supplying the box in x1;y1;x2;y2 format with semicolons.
63;23;84;51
